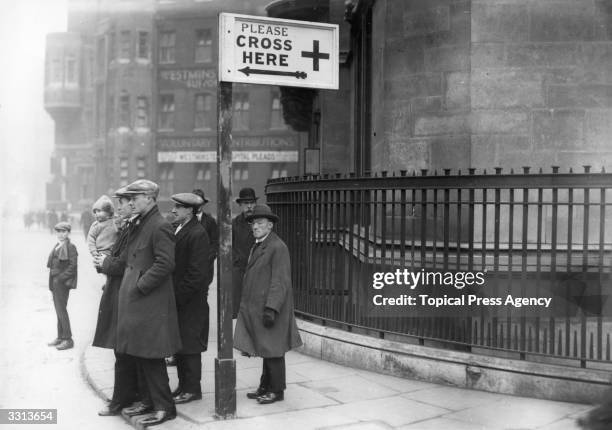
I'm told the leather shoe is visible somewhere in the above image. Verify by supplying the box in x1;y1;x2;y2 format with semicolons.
137;409;176;427
122;403;153;417
47;338;61;346
98;403;122;416
246;387;267;399
56;339;74;350
173;392;202;404
165;356;176;366
171;387;182;397
257;391;284;404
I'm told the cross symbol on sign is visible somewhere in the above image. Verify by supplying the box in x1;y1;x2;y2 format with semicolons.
301;40;330;72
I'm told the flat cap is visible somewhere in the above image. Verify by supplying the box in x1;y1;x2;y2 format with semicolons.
54;221;72;232
192;189;210;204
171;193;204;208
124;179;159;198
112;186;130;198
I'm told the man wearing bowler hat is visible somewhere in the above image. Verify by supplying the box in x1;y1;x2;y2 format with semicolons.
231;188;257;318
106;179;181;426
234;204;302;404
169;192;211;404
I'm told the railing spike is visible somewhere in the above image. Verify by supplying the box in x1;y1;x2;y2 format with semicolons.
539;167;543;174
510;168;514;174
434;169;438;176
457;169;462;175
412;170;417;176
602;166;606;173
569;167;573;173
483;168;487;175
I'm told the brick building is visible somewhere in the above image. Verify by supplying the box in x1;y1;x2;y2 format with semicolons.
44;0;305;214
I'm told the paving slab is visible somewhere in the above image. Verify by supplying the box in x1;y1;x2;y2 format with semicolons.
301;374;400;403
402;386;507;411
399;417;504;430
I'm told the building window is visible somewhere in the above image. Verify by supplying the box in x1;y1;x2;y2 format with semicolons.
159;164;175;196
137;31;149;59
51;58;62;83
270;90;286;129
194;93;213;130
159;31;176;64
119;92;130;127
107;94;114;129
233;165;249;181
158;94;175;130
136;97;149;128
234;92;250;130
109;30;116;62
119;157;129;179
271;167;288;179
195;29;212;63
96;37;106;76
137;157;146;178
195;165;211;182
65;56;77;84
119;30;131;60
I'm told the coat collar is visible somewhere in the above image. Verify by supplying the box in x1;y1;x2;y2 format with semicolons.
175;216;198;241
247;231;276;268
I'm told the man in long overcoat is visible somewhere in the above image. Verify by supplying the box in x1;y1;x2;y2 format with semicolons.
234;204;303;404
231;187;257;318
93;186;140;416
169;193;211;404
104;179;180;426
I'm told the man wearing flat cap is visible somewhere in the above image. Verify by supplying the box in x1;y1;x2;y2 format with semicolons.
47;222;78;350
234;204;302;404
169;193;211;404
102;179;181;426
231;187;257;318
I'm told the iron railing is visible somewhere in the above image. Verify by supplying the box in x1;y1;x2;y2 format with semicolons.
266;167;612;368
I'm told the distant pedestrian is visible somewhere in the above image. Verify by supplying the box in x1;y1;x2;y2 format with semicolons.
93;187;141;416
110;179;180;426
87;195;118;260
234;204;302;404
46;221;78;351
169;193;211;404
232;188;257;319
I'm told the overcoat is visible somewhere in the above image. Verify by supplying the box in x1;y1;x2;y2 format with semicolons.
199;211;218;287
92;221;131;348
47;240;78;290
234;231;302;357
231;212;254;317
109;205;181;358
173;216;211;353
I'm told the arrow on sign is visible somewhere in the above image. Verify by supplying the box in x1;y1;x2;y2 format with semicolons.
238;67;307;79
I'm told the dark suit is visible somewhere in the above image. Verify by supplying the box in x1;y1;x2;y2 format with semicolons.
94;220;140;408
173;216;211;394
47;240;78;340
231;213;254;318
198;211;218;286
107;205;180;412
234;232;302;393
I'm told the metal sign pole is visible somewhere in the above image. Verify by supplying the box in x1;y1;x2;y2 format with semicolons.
214;80;236;418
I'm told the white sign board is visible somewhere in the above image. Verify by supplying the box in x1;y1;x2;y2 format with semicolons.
219;13;339;90
157;151;298;163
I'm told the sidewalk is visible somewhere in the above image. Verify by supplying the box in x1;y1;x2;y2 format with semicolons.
82;339;594;430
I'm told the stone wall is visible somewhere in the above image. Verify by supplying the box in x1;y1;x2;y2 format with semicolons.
471;0;612;171
371;0;612;173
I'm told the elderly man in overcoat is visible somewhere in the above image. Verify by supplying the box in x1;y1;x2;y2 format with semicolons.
93;186;141;416
102;179;181;426
234;204;303;404
169;192;211;404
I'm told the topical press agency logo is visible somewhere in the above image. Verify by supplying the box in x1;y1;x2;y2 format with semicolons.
367;269;566;318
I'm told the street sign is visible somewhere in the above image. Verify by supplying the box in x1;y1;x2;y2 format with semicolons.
219;13;339;90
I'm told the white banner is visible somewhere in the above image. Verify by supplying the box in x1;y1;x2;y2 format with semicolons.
157;151;298;163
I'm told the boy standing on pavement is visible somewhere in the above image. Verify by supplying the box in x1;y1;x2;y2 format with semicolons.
47;221;78;351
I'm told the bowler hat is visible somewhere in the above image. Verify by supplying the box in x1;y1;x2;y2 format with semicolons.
112;186;130;199
191;189;210;204
235;187;259;203
245;204;279;223
54;221;71;232
124;179;159;198
171;193;204;208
